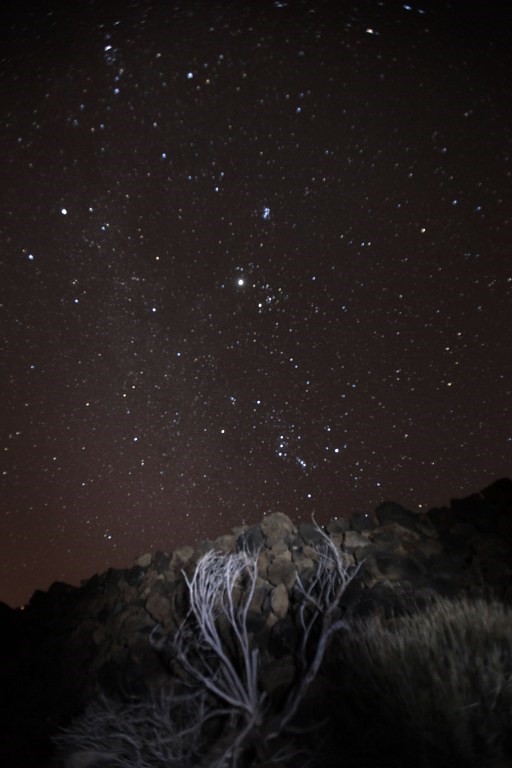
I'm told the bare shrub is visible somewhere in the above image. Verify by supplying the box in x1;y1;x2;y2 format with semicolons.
54;686;212;767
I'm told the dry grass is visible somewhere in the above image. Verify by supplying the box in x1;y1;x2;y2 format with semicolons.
316;597;512;768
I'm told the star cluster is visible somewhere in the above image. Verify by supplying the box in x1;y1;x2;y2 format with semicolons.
1;0;511;606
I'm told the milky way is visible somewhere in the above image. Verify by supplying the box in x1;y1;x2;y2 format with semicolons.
1;0;511;606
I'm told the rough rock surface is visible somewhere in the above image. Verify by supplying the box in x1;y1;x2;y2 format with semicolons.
1;478;511;767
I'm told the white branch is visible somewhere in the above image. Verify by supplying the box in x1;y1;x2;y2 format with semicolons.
172;549;267;723
274;516;361;732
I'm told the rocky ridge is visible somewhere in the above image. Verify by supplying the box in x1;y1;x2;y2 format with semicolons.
1;478;512;767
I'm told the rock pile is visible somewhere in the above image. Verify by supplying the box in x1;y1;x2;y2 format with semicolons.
1;478;511;767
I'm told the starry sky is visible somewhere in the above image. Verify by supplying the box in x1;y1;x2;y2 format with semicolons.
1;0;511;607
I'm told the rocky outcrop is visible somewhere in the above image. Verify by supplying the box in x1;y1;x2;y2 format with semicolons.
1;478;511;767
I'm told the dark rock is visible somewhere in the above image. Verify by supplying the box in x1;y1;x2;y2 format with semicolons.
267;558;297;590
79;571;104;597
260;656;296;700
105;567;129;586
125;565;147;587
298;522;327;546
446;523;478;542
371;523;421;555
237;524;265;551
350;510;378;531
260;512;297;546
249;585;270;616
470;534;511;558
482;478;512;544
267;540;292;560
427;505;455;531
470;556;512;591
428;551;470;576
0;601;25;651
341;581;438;622
246;610;267;635
326;517;350;534
96;655;148;698
363;552;427;585
497;513;512;545
170;545;194;569
269;616;298;658
414;515;439;539
375;501;421;533
427;552;474;596
213;533;237;552
291;546;316;579
97;603;111;623
27;581;77;621
152;551;171;572
145;592;172;624
343;530;372;551
439;531;473;558
416;536;443;559
270;583;289;619
450;492;497;532
481;477;512;507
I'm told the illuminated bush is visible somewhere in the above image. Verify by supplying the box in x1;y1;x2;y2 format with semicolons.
55;522;359;768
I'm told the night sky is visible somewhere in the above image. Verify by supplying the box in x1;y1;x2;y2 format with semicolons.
1;0;511;608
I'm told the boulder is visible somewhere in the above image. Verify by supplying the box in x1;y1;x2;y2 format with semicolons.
270;583;289;619
260;512;297;545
